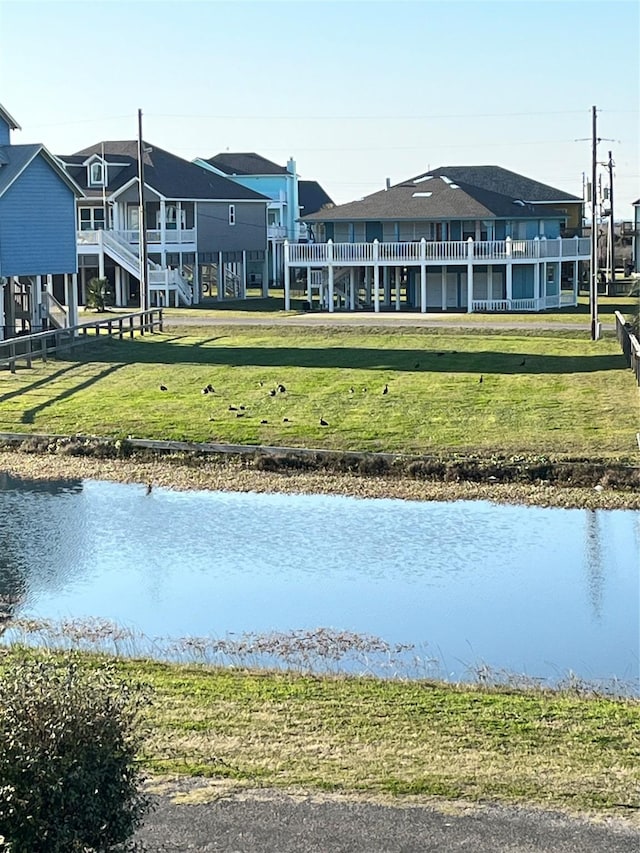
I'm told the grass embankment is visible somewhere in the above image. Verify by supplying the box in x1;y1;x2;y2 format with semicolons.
0;323;637;461
3;648;638;817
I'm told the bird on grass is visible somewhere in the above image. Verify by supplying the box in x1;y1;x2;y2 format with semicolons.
349;387;354;394
260;419;268;424
239;405;246;411
228;405;238;411
269;389;277;397
320;417;328;426
236;412;245;418
479;375;483;384
382;384;389;395
283;417;290;423
277;384;286;393
159;384;168;391
206;383;215;393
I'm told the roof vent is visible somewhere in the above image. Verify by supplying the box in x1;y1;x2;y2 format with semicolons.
412;192;432;198
413;175;432;184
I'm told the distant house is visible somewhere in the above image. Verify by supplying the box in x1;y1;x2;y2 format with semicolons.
58;142;269;307
287;165;589;313
0;102;82;339
194;153;333;287
633;199;640;275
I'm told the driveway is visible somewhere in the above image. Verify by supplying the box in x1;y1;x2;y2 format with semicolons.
135;784;640;852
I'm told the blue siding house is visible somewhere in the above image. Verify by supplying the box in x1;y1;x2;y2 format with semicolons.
0;103;82;339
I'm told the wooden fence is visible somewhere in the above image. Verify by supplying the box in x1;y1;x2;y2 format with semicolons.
614;310;640;387
0;309;164;374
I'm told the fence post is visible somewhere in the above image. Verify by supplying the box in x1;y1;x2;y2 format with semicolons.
159;308;164;333
9;342;16;374
41;335;47;363
129;316;134;339
118;317;124;340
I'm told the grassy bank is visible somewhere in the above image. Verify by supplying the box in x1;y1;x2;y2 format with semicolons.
0;323;638;461
1;647;638;818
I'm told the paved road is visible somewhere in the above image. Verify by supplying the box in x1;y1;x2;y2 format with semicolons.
136;786;640;852
163;311;602;332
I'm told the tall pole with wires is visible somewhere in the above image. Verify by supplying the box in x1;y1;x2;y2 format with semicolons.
607;150;615;285
137;109;149;313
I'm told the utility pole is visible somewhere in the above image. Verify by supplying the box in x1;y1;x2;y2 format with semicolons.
607;150;615;285
590;105;599;341
137;108;149;313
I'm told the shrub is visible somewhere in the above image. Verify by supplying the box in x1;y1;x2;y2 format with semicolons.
86;277;114;312
0;651;151;852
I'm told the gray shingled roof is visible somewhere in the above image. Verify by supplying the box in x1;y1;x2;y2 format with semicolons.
298;180;334;216
61;142;269;201
428;166;582;202
205;152;288;176
0;144;82;199
303;173;568;223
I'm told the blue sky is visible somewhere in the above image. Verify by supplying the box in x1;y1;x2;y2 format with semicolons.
1;0;638;211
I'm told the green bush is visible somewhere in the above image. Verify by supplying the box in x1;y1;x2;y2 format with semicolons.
0;652;151;852
86;277;114;312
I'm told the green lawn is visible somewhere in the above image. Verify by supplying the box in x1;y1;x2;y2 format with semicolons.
0;324;637;459
5;649;636;816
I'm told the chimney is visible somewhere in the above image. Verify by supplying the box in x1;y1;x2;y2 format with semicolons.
287;157;296;175
385;177;391;191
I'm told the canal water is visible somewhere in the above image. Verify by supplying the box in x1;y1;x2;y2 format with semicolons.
0;473;638;690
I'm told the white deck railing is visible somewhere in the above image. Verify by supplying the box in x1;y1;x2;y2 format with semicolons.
78;228;196;246
287;236;590;265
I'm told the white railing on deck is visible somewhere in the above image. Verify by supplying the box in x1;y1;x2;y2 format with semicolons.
287;236;590;265
77;228;196;246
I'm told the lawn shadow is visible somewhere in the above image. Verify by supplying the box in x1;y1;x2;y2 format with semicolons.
69;337;627;376
19;364;127;425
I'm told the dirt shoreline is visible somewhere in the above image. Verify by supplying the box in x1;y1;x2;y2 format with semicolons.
1;448;639;509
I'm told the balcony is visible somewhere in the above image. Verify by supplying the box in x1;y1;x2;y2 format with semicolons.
286;236;591;266
77;228;197;248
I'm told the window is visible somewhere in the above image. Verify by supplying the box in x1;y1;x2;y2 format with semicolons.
228;204;236;226
79;207;106;231
88;161;105;186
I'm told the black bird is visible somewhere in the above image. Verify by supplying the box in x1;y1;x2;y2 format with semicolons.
414;362;420;369
283;417;289;423
519;358;526;367
201;387;209;395
228;405;238;411
239;405;246;410
349;387;354;394
382;384;389;395
479;375;483;384
320;417;328;426
159;384;168;391
362;387;367;393
206;383;215;393
277;384;286;393
236;412;245;418
269;389;277;397
260;419;268;424
258;380;264;387
145;484;153;495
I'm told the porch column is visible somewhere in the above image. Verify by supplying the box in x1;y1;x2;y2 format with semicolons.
487;265;493;301
395;267;401;311
573;259;579;305
441;266;447;311
466;238;474;312
242;250;247;299
272;241;277;287
306;268;312;306
383;266;390;305
328;265;335;313
65;273;79;329
284;241;291;311
506;264;513;302
6;277;16;337
114;267;122;307
160;198;166;267
534;263;540;305
262;254;269;297
373;240;380;312
97;230;105;279
364;267;371;305
349;268;356;311
0;288;4;340
217;251;224;301
420;238;427;313
34;276;43;330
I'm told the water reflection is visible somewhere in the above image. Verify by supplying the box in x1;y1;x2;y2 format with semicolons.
0;477;637;689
